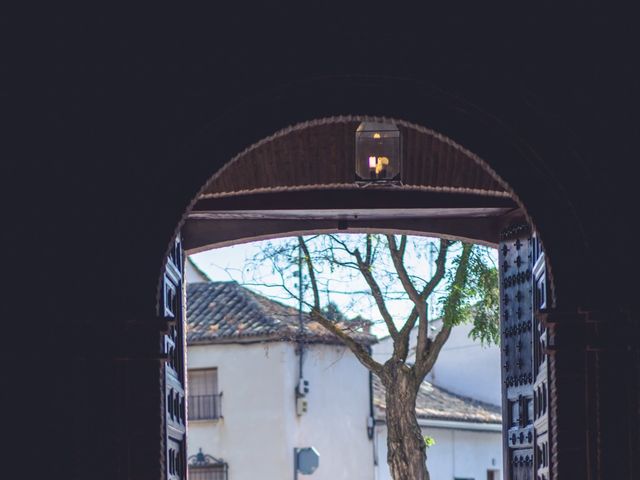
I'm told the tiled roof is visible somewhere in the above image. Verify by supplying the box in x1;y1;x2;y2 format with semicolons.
373;375;501;424
187;281;376;346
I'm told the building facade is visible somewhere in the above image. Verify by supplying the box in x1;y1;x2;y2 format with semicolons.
186;270;503;480
186;280;376;479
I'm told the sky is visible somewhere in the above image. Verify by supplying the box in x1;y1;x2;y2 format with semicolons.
190;235;498;338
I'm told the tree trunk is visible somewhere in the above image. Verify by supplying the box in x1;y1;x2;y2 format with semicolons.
384;366;429;480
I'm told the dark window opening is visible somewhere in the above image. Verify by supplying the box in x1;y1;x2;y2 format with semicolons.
188;369;222;420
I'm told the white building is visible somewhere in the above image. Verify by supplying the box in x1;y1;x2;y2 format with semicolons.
186;279;376;480
185;259;503;480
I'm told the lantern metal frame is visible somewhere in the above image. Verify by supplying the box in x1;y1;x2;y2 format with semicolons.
355;121;402;185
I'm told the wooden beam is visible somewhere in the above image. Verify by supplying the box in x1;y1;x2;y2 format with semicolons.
182;214;525;253
188;207;512;221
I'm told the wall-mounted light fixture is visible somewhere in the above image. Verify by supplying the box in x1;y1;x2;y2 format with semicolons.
355;121;401;183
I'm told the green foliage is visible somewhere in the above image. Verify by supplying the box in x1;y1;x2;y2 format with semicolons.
439;243;500;346
321;301;348;322
423;435;436;448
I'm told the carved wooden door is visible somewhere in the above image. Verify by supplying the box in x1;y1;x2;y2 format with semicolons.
500;224;550;480
531;233;551;480
162;235;187;480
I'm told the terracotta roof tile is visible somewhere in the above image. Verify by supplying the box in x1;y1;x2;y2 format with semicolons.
373;375;501;424
187;281;376;346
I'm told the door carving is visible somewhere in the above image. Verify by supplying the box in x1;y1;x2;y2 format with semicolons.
162;235;187;480
500;224;550;480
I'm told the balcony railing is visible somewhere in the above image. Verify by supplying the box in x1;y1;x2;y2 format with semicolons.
188;450;228;480
188;393;222;420
189;465;228;480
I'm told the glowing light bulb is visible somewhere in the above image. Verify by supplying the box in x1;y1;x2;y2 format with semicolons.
373;133;381;139
368;156;377;168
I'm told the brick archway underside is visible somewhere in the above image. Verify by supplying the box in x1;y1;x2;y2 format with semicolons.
183;116;526;253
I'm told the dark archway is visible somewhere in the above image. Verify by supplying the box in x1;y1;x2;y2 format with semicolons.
126;76;634;480
15;8;640;480
173;114;559;301
161;77;597;312
164;112;562;480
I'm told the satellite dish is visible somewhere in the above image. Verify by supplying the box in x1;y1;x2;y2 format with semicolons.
295;447;320;475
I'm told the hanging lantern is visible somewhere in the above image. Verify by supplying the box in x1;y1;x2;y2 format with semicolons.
355;121;401;182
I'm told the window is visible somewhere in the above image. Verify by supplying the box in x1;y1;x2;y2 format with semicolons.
487;470;500;480
188;369;222;420
188;449;228;480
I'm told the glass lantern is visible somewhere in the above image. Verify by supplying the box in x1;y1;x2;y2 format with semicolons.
355;121;401;182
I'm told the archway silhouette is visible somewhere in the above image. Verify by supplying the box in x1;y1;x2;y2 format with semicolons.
162;109;563;479
159;76;594;311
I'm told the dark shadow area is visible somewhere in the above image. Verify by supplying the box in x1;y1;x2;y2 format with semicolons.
7;6;639;479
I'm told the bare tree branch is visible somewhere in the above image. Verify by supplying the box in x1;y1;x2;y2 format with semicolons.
419;239;451;298
353;243;400;340
393;307;418;362
414;243;472;380
386;235;421;305
411;239;450;364
415;324;452;380
398;239;449;338
382;238;449;364
298;237;383;374
327;234;357;256
309;310;383;374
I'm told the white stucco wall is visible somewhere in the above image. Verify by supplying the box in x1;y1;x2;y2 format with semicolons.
291;343;374;480
187;341;374;480
427;323;501;407
185;259;209;283
372;321;502;406
375;425;502;480
188;342;293;478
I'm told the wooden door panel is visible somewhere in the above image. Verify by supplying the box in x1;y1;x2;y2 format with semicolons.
500;225;549;480
162;235;187;480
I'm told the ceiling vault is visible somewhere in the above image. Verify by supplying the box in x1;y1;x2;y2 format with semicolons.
184;117;523;252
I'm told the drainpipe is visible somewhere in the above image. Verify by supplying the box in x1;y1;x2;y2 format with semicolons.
298;246;304;382
294;245;309;417
367;346;375;440
366;344;378;477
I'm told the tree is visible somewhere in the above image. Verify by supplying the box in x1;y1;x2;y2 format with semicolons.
246;234;498;480
320;301;348;322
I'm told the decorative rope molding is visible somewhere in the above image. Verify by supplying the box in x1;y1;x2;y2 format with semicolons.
199;115;510;197
198;182;512;200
